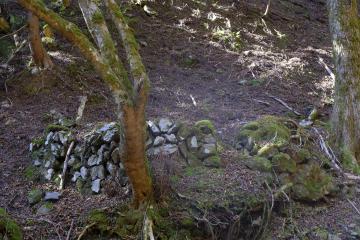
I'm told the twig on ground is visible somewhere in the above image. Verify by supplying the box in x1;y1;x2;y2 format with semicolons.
143;206;155;240
66;219;74;240
254;99;270;106
75;96;87;125
318;57;335;81
313;127;342;172
346;198;360;216
77;222;96;240
0;25;27;40
59;141;75;190
266;93;301;116
190;94;197;107
262;0;271;16
5;39;27;65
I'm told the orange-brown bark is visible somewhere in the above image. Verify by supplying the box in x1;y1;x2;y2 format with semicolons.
28;12;53;68
122;88;152;207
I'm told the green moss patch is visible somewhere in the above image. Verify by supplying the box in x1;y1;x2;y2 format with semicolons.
0;208;22;240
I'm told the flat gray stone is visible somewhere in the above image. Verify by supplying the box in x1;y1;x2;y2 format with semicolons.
45;132;54;145
147;121;161;136
33;159;41;166
90;165;105;180
152;144;178;155
72;171;81;182
37;204;53;215
158;118;173;133
199;143;217;159
153;136;165;147
203;135;216;144
45;168;54;181
91;179;101;193
80;166;88;179
189;136;198;149
164;134;177;144
87;155;98;167
106;162;116;176
44;192;60;201
102;128;118;143
111;147;120;164
167;123;180;134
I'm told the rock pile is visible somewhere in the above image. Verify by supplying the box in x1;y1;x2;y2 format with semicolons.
30;118;222;194
146;119;221;167
235;116;336;201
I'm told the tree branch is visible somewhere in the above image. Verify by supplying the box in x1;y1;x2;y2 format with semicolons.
18;0;132;103
78;0;132;94
105;0;150;98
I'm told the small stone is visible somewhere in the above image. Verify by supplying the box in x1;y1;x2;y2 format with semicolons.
45;168;54;180
111;148;121;164
147;121;161;136
37;203;53;215
106;162;116;176
58;132;68;145
98;122;116;132
158;118;173;133
87;155;98;167
198;143;216;159
29;143;34;152
90;165;105;180
45;132;54;145
145;137;153;150
68;155;77;166
203;135;216;144
50;143;62;157
299;119;313;127
167;123;180;134
72;172;81;182
91;179;101;193
33;159;41;166
27;189;43;205
152;144;178;155
102;128;118;143
80;166;88;179
164;134;177;144
153;136;165;147
44;192;60;201
188;136;198;150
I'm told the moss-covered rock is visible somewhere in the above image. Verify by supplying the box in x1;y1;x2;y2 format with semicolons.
203;155;221;168
272;153;297;173
292;164;333;201
0;208;22;240
27;189;43;205
194;120;216;135
245;156;272;172
236;116;291;151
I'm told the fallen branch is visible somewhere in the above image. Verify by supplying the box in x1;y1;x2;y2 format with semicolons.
266;93;301;116
313;127;342;172
59;141;75;190
77;222;96;240
318;57;335;81
262;0;271;16
143;208;155;240
66;219;74;240
346;198;360;216
254;99;270;106
75;95;87;125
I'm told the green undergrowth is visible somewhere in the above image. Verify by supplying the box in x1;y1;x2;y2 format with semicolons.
0;208;22;240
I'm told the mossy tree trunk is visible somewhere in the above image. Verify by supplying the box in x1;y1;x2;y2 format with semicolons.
18;0;152;207
328;0;360;164
28;12;53;68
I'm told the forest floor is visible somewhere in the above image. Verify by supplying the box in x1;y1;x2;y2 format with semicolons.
1;0;360;239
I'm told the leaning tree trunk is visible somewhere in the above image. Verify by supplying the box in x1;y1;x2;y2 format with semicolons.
18;0;153;207
328;0;360;163
28;12;53;68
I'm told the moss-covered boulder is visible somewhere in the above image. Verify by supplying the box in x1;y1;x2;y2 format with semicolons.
236;116;291;154
0;208;22;240
292;164;333;201
235;116;336;202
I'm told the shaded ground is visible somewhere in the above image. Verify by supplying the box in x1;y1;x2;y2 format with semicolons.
1;0;359;239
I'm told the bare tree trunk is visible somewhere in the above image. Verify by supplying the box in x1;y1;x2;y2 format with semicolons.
28;12;53;68
328;0;360;163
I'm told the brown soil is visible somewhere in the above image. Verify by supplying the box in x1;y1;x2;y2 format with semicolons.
1;0;359;239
